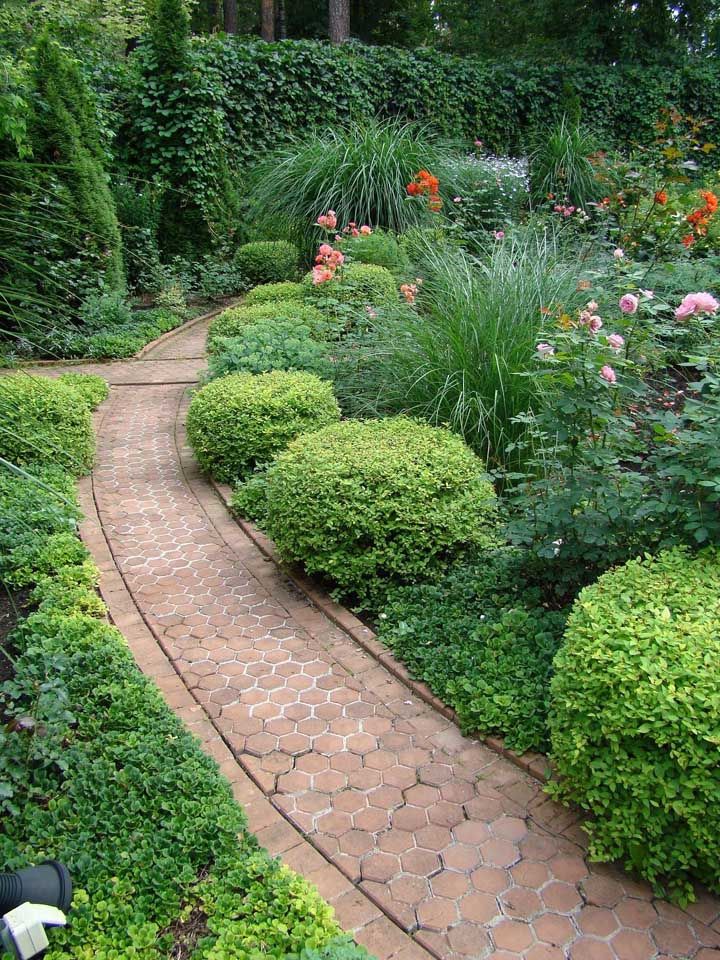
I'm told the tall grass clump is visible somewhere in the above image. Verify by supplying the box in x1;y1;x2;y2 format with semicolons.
530;115;598;209
334;227;581;470
248;119;455;254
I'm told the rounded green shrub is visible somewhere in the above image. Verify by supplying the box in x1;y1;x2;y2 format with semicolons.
207;301;328;352
186;371;340;482
304;262;398;307
339;230;410;275
549;547;720;901
235;240;300;285
260;417;498;608
207;322;333;380
0;374;94;474
245;281;307;305
57;372;109;409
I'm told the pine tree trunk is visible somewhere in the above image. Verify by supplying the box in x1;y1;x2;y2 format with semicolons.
223;0;238;33
261;0;275;40
328;0;350;42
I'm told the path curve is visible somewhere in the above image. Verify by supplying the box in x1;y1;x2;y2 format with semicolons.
46;318;720;960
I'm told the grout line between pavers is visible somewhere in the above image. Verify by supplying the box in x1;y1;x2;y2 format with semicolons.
79;385;435;960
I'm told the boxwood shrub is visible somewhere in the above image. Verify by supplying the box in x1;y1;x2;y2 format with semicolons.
338;230;410;275
0;374;95;474
253;416;498;608
186;370;340;482
549;547;720;902
244;280;307;304
56;372;110;410
207;301;329;352
235;240;300;284
304;262;398;308
207;322;333;380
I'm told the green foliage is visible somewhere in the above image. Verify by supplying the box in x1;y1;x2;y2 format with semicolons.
0;374;94;474
337;230;410;275
244;416;499;609
206;323;333;380
377;550;568;752
127;0;239;256
290;935;373;960
550;547;720;902
187;371;340;483
334;229;581;469
244;281;308;305
248;119;451;251
529;115;599;208
56;373;109;410
207;301;329;351
304;263;398;308
235;241;300;285
152;39;720;167
443;153;529;247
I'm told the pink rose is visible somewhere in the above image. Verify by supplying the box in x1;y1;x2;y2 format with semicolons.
586;300;599;313
312;265;334;285
607;333;625;351
600;365;617;384
675;292;719;318
453;196;462;203
619;294;639;314
589;316;603;333
536;342;555;357
360;225;372;235
318;243;334;257
474;138;483;147
613;248;624;259
494;230;505;240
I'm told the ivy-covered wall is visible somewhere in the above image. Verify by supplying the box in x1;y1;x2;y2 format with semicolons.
124;38;720;164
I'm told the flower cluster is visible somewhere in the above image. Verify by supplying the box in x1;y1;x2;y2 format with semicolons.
400;279;422;305
407;170;442;211
312;242;345;285
683;190;718;247
674;291;719;319
316;210;337;230
340;222;372;238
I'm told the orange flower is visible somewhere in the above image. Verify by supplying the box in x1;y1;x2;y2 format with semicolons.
701;190;718;213
682;234;695;248
654;190;668;205
407;182;422;197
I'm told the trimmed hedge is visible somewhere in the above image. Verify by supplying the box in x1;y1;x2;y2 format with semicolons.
339;230;410;275
57;372;110;409
550;547;720;902
207;301;329;351
245;281;308;304
0;374;95;474
187;370;340;482
129;39;720;166
244;417;499;609
235;240;300;285
304;263;398;308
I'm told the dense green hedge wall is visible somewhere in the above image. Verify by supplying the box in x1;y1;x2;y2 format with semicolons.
129;39;720;164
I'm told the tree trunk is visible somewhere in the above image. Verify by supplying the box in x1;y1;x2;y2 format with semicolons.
223;0;238;33
261;0;275;40
328;0;350;42
277;0;287;39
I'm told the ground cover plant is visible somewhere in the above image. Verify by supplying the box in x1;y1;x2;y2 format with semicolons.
0;373;364;960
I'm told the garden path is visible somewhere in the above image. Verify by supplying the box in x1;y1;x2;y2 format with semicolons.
38;316;720;960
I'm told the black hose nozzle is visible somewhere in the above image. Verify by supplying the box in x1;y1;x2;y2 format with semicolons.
0;862;72;915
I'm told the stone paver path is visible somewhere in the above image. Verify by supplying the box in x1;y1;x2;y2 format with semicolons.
35;317;720;959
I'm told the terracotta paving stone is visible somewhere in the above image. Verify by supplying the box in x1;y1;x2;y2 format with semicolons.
70;322;720;960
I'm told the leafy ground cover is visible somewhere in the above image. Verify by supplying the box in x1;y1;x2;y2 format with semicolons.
0;374;367;960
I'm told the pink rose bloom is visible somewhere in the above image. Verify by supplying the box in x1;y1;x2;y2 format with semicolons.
334;233;343;242
589;315;603;333
675;292;719;318
474;138;483;147
586;300;599;313
607;333;625;351
360;225;372;235
312;266;334;285
328;249;345;266
640;288;654;299
619;293;639;314
494;230;505;240
318;243;334;257
578;309;592;326
536;342;555;357
600;365;617;384
453;196;462;203
326;210;337;229
613;248;624;259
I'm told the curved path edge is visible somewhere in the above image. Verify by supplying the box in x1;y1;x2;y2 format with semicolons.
78;397;434;960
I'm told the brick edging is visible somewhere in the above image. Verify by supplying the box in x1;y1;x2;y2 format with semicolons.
76;393;434;960
208;477;552;785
